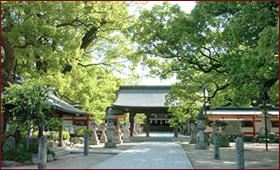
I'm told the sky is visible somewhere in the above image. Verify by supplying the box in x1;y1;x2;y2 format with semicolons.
129;1;196;85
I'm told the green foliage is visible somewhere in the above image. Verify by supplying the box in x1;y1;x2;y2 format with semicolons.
57;131;71;140
1;79;52;138
1;141;56;163
192;1;279;104
1;1;143;122
1;148;32;163
118;113;129;125
32;130;70;140
74;128;92;137
45;117;63;131
125;1;279;112
135;114;146;124
26;142;39;154
32;131;39;138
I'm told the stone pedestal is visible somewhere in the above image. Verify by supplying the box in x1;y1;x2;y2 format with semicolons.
219;129;230;147
121;123;131;143
104;125;116;148
90;121;100;145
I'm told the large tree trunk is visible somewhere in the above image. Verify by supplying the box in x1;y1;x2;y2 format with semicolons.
1;34;16;93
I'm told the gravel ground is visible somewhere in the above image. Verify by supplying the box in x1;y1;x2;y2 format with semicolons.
181;142;279;169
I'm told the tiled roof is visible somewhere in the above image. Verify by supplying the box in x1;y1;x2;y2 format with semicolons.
113;85;171;108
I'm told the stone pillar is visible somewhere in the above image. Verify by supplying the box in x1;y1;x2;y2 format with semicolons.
104;108;117;148
38;136;47;169
121;122;131;143
100;123;107;143
89;121;100;145
84;133;89;156
235;137;245;169
145;113;151;137
213;132;220;159
129;112;135;136
195;108;209;149
58;114;63;147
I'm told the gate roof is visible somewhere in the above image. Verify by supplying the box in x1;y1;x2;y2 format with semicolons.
112;85;171;108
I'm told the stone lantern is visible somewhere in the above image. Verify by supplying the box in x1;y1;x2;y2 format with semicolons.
90;120;100;145
104;107;117;148
258;104;274;143
195;108;209;149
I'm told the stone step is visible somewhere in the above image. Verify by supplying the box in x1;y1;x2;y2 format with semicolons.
49;147;71;156
54;149;70;156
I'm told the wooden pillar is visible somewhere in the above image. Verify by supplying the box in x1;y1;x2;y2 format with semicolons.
129;112;135;136
145;112;151;137
58;114;63;147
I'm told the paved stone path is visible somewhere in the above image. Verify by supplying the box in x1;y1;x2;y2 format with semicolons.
89;141;194;169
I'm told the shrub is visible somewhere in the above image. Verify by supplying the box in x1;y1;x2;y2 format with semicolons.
32;131;39;137
1;148;32;163
27;142;39;154
32;131;70;140
56;131;70;140
31;131;53;140
74;129;92;137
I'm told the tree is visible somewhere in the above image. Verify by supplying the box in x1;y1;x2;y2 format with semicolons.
125;2;232;124
125;1;279;123
1;79;51;139
191;1;279;105
1;1;143;121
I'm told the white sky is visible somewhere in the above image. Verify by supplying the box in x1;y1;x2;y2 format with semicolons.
130;1;196;85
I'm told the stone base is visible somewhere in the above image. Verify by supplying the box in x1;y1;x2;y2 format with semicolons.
219;136;230;147
100;139;107;143
123;139;131;143
104;142;117;148
257;137;270;143
113;140;123;144
1;161;20;167
195;141;209;149
189;138;198;144
89;140;100;145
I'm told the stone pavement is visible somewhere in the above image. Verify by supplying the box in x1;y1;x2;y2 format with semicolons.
1;139;279;169
89;141;193;169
